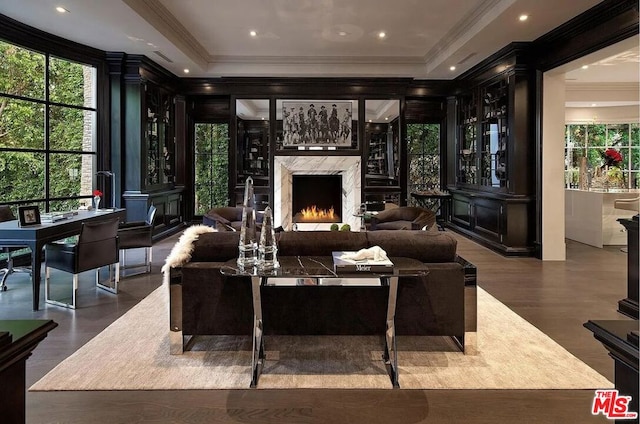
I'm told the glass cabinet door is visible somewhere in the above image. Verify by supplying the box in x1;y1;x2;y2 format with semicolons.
145;84;173;187
457;92;478;185
479;79;508;188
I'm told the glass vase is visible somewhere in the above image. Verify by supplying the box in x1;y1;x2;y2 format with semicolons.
237;177;257;269
258;206;279;271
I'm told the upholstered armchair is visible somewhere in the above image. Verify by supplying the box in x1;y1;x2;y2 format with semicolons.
0;206;31;291
117;205;157;277
203;207;264;231
44;218;120;309
369;206;436;231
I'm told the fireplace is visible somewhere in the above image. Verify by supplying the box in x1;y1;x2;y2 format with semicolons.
292;175;342;223
273;156;361;231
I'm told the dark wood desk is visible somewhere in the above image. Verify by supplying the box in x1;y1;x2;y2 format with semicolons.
0;320;58;424
0;209;126;310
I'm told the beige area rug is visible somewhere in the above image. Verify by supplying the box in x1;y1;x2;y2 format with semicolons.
30;285;612;391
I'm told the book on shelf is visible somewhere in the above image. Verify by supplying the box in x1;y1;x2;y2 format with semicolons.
332;251;394;273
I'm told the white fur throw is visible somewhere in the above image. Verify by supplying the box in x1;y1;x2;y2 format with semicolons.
161;225;216;280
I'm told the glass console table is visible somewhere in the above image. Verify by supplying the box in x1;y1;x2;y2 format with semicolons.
221;255;428;388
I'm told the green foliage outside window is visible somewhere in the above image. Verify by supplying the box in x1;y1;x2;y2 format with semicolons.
0;40;96;212
194;123;229;215
407;123;440;206
565;123;639;188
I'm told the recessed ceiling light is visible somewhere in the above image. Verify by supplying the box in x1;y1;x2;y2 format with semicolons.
449;65;456;71
581;65;589;70
369;119;372;123
378;32;386;39
249;30;257;37
591;103;597;107
183;69;190;74
338;31;347;36
385;117;388;120
519;14;528;21
56;6;69;13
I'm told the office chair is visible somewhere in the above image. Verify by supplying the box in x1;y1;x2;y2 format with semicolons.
44;218;120;309
117;205;156;277
0;206;31;291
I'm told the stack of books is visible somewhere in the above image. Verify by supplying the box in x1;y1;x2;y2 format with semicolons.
40;211;78;223
332;251;394;273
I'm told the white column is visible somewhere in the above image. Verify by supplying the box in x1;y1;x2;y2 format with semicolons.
542;72;566;260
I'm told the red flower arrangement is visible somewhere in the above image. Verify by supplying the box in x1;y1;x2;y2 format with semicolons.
602;148;623;167
92;189;103;197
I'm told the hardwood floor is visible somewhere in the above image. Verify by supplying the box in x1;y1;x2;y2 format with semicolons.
1;228;635;423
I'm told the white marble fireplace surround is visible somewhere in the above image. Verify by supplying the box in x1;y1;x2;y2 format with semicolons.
274;156;361;231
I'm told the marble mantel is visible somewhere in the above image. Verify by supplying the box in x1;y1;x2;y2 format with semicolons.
273;156;361;231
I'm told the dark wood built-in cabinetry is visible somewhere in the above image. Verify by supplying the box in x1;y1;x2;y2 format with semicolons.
117;55;184;237
448;44;535;256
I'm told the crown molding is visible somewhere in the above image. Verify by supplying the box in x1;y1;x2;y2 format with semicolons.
209;55;425;66
422;0;516;73
565;82;640;92
122;0;209;70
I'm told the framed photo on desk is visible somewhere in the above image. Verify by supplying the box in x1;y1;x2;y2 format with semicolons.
18;205;41;227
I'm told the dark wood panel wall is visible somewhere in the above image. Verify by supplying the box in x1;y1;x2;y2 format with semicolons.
0;0;638;253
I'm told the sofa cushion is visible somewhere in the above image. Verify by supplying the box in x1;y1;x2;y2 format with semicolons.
366;230;457;263
277;230;368;256
191;231;241;262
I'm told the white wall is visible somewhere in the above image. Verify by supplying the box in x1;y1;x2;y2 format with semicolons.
542;73;567;260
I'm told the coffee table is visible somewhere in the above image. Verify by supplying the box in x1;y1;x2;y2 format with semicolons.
221;255;428;388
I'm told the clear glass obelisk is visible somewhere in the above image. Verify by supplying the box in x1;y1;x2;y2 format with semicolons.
237;177;257;269
258;206;279;271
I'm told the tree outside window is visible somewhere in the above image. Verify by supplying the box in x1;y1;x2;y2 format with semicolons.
194;123;229;215
0;40;97;213
407;123;441;206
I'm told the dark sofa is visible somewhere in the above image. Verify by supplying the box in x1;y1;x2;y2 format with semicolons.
168;229;477;355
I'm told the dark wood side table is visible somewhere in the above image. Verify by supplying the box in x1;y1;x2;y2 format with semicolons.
584;320;639;423
0;320;58;424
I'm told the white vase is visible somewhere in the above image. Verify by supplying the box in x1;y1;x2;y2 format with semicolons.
94;196;101;211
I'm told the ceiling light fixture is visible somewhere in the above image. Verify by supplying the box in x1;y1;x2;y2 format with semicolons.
250;30;257;37
591;103;597;107
183;69;190;74
56;6;68;13
450;65;456;71
581;65;589;69
519;14;528;21
378;32;386;39
338;31;347;36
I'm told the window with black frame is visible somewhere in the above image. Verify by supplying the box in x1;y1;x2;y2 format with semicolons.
194;123;229;215
407;123;441;203
0;40;98;214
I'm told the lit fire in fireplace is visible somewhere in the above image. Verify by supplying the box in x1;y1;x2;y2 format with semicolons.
299;205;336;222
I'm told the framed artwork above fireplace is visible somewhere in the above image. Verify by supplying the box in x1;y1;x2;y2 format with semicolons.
276;99;358;150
